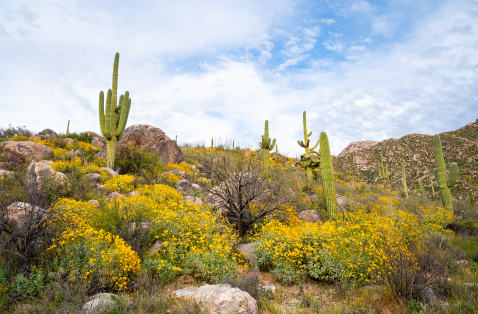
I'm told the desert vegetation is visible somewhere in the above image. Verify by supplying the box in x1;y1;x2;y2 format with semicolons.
0;54;477;314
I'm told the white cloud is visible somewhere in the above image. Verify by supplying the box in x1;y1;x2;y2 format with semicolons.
323;40;343;51
361;38;372;43
349;45;366;51
350;1;371;13
303;26;320;37
320;18;336;25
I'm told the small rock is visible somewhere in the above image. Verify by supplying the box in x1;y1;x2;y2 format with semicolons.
62;138;75;145
175;180;191;191
128;190;139;196
173;288;198;298
101;167;119;177
149;240;163;255
185;196;203;207
129;222;152;233
95;184;107;193
261;285;276;294
454;260;470;267
106;192;124;199
85;173;101;184
194;163;204;170
191;183;201;192
88;200;100;206
178;275;194;284
82;293;119;314
298;210;321;223
0;170;13;178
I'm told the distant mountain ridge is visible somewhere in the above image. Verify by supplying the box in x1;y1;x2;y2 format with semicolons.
333;121;478;201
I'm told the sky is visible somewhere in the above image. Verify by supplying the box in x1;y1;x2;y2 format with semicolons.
1;0;477;157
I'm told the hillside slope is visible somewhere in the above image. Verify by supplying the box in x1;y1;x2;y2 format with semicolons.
333;121;478;201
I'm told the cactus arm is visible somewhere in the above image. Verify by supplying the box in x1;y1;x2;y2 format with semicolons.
447;163;458;187
116;95;131;140
307;131;312;137
270;138;276;150
310;140;319;151
99;91;107;136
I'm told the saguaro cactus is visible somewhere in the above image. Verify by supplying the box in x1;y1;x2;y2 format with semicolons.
377;155;390;188
431;180;435;198
211;139;214;148
433;134;458;211
400;163;409;198
99;52;132;169
468;191;475;206
320;132;336;218
259;120;276;173
418;179;424;197
297;111;320;183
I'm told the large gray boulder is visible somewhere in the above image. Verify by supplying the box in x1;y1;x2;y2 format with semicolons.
173;284;258;314
36;129;57;138
6;202;46;230
26;160;68;191
97;124;182;165
3;141;53;164
85;131;106;148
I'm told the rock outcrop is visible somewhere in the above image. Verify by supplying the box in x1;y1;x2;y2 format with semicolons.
6;202;46;230
173;284;258;314
36;129;57;138
98;124;182;165
86;131;106;148
3;141;53;164
338;141;378;158
26;160;67;191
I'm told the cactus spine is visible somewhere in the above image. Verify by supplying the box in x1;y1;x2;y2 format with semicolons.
418;179;424;197
99;52;131;169
259;120;276;174
468;191;475;206
433;134;458;211
400;163;409;198
320;132;336;218
297;111;320;183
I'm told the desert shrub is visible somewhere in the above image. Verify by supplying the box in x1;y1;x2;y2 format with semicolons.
103;175;135;193
160;173;182;186
50;159;109;177
7;135;29;141
49;221;141;291
221;270;261;300
253;201;453;286
9;268;45;299
115;146;163;182
66;132;93;144
0;125;33;140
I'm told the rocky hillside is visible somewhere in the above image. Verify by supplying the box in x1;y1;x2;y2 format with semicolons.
333;121;478;201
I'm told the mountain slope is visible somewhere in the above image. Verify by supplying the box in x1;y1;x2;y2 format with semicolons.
333;121;478;201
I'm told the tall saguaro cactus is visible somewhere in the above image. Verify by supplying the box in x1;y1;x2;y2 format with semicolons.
377;155;390;188
99;52;132;169
320;132;336;218
259;120;276;173
418;179;424;197
297;111;320;183
400;163;409;198
468;191;475;206
433;134;458;211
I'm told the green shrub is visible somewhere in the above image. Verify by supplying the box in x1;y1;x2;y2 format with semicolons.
66;132;93;144
115;146;163;182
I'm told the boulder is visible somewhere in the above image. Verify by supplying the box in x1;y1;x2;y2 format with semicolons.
36;129;57;138
85;173;101;184
173;284;258;314
106;192;124;199
97;124;182;165
185;196;203;207
149;240;163;254
62;138;74;146
175;180;191;191
101;167;118;177
85;131;106;148
191;183;202;192
298;210;321;223
26;160;68;191
88;200;100;206
3;141;53;164
82;293;119;314
6;202;46;230
178;275;194;284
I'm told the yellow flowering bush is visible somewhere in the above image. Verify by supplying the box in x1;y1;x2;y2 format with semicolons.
253;204;451;286
165;163;195;176
103;175;135;193
160;173;181;186
8;135;29;141
51;159;109;177
50;220;141;291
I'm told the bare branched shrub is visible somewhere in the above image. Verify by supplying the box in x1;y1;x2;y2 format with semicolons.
378;239;449;303
201;150;289;237
221;270;261;300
